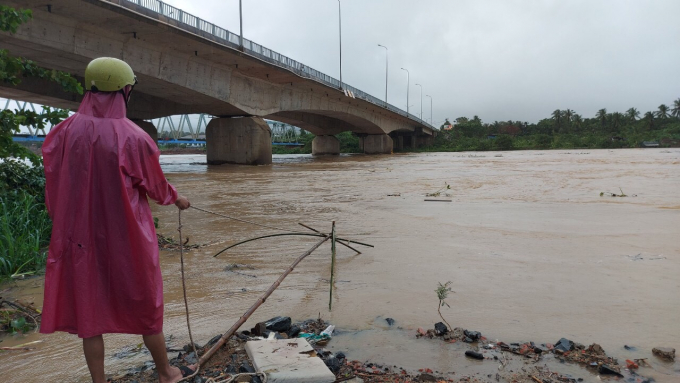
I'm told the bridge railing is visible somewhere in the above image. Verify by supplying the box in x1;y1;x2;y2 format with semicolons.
118;0;435;130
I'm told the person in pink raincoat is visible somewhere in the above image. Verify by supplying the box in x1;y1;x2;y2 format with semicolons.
41;57;195;383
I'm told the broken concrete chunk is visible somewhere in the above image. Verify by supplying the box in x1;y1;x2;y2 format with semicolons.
554;338;575;352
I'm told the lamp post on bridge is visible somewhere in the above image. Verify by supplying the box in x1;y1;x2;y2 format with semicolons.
400;68;409;115
415;83;423;121
378;44;388;103
338;0;343;89
426;95;433;125
239;0;243;51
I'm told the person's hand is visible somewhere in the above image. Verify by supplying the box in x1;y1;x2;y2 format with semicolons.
175;195;191;210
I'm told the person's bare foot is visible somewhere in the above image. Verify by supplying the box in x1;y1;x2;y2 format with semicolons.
158;364;196;383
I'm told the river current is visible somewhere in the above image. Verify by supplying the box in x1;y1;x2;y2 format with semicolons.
2;149;679;382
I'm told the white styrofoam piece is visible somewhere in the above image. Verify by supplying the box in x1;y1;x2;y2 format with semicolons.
245;338;336;383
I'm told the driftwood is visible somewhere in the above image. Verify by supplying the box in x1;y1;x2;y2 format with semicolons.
198;235;331;367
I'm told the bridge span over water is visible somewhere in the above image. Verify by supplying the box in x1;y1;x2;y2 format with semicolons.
0;0;435;164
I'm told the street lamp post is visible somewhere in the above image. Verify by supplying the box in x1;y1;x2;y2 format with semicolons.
239;0;243;51
415;83;423;120
337;0;342;89
378;44;388;103
426;95;433;125
400;68;409;115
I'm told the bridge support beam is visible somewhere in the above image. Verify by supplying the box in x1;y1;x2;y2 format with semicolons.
312;135;340;155
360;134;393;154
132;120;158;146
206;117;272;165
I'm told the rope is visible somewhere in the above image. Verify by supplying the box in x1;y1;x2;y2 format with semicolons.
178;209;200;381
205;372;268;383
190;206;294;233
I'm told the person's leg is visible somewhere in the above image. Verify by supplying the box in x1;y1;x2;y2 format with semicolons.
143;333;185;383
83;335;107;383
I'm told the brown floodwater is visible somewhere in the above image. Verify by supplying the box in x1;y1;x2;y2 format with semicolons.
1;149;679;382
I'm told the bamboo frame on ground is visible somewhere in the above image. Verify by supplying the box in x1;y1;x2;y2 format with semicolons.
198;235;331;367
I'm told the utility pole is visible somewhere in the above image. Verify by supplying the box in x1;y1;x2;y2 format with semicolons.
415;83;423;120
378;44;388;103
400;68;409;115
426;95;432;125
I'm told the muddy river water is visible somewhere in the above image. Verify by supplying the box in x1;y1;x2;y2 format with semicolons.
2;149;679;382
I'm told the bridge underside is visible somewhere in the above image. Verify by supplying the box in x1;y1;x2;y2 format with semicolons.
1;0;435;163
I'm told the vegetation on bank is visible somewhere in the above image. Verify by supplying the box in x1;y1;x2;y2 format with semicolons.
425;103;680;152
1;6;80;280
270;101;680;154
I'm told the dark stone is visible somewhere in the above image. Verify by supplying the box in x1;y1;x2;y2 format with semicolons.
434;322;448;335
287;325;301;338
554;338;575;352
265;316;292;332
464;330;481;341
239;362;255;373
624;345;637;351
598;364;623;377
206;334;222;347
335;352;346;360
225;365;237;373
465;350;484;360
463;337;474;343
323;356;341;374
251;322;267;336
386;318;395;326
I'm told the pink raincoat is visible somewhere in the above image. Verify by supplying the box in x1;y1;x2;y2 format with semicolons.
40;91;177;338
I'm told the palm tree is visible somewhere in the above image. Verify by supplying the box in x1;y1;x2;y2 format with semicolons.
611;112;623;131
626;107;640;122
672;99;680;118
564;109;573;123
572;114;583;132
656;104;669;119
596;108;607;131
644;111;654;131
552;109;562;132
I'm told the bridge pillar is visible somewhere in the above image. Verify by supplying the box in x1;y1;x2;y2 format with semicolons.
312;135;340;155
394;136;404;151
132;120;158;146
206;117;272;165
360;134;393;154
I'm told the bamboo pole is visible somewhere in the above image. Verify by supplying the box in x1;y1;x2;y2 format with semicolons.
212;232;373;258
298;223;362;254
329;222;336;311
212;233;325;257
198;235;331;367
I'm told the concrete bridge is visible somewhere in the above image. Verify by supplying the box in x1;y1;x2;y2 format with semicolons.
0;0;435;164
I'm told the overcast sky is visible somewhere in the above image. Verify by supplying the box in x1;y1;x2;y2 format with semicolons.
161;0;679;126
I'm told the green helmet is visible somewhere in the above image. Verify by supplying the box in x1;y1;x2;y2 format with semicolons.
84;57;137;92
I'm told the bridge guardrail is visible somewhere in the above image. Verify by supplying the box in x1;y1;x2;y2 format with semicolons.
118;0;435;131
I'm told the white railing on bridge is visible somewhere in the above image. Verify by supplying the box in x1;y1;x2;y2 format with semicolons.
116;0;434;130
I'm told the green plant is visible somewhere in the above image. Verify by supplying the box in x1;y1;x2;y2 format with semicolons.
435;281;454;331
0;190;51;279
